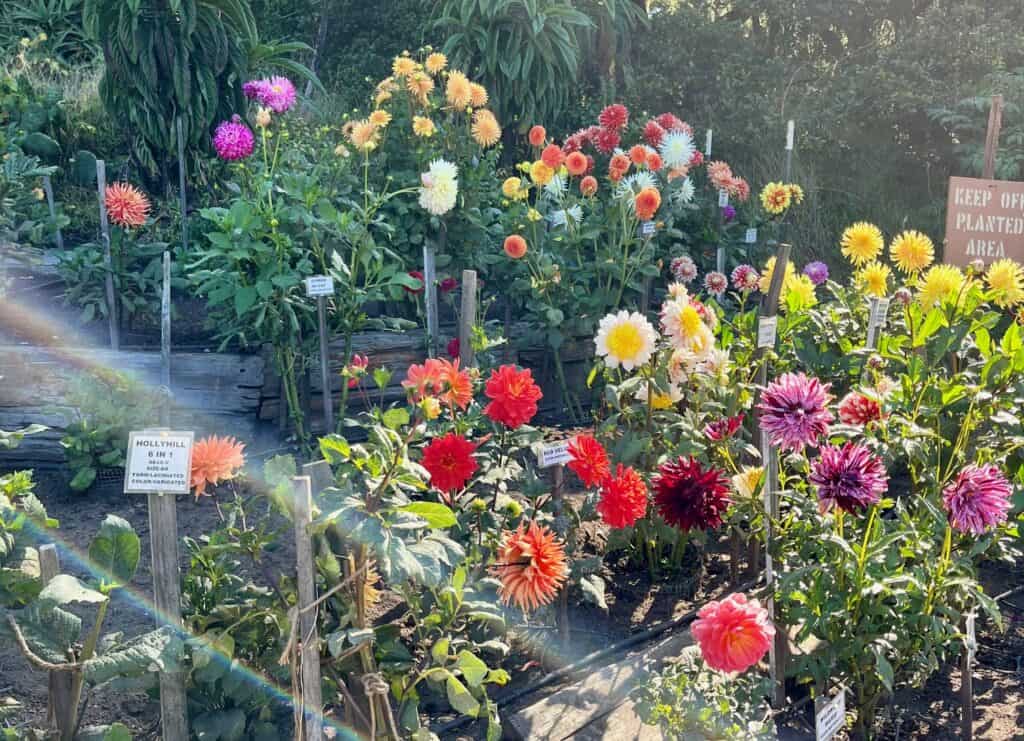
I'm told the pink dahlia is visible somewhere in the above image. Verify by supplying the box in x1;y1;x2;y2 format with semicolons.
243;79;269;100
594;127;621;154
810;442;888;514
691;592;774;673
643;120;666;147
757;372;834;452
258;75;297;113
942;464;1012;535
838;391;883;426
689;149;705;167
653;456;730;532
563;129;587;153
671;255;698;283
212;116;255;161
656;113;690;135
598;103;629;131
731;264;760;292
704;271;728;296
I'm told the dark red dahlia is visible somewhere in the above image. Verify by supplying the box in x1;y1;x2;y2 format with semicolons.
654;457;730;532
704;414;745;442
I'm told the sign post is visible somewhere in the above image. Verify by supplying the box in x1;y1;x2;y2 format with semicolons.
458;269;477;367
865;297;890;350
95;160;119;350
176;117;188;252
305;275;335;433
537;439;574;646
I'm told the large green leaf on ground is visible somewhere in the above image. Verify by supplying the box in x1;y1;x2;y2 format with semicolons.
88;515;141;590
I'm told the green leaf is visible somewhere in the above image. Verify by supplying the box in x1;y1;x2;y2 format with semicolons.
398;502;456;529
319;435;351;463
70;466;97;491
431;637;450;665
234;286;257;316
75;723;133;741
875;650;894;692
84;628;180;686
445;675;480;717
88;515;141;590
579;574;607;610
382;407;411;430
193;708;247;741
456;650;488;688
38;574;107;607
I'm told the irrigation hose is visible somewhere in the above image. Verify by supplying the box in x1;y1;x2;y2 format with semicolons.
430;577;760;737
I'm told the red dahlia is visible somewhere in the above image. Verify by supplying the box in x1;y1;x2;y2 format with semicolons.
567;435;611;487
421;433;478;495
598;464;648;527
484;364;543;429
643;120;666;147
598;103;629;131
594;127;621;154
704;414;745;441
838;391;883;426
654;456;730;532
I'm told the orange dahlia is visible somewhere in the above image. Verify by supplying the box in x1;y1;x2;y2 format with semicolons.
190;435;246;498
541;143;565;170
437;358;474;410
580;176;598;197
598;464;648;528
105;182;150;228
528;125;546;147
471;110;501;148
629;144;648;166
609;153;630;180
484;364;543;429
446;70;473;109
504;234;528;259
565;151;588;177
567;435;611;488
635;187;662;221
646;151;663;171
493;521;568;612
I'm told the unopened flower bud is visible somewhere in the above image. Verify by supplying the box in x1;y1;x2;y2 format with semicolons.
893;287;912;306
470;498;488;514
867;354;885;370
420;396;441;420
504;500;523;518
968;258;986;275
255;107;272;128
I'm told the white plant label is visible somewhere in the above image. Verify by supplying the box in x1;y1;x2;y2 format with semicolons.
966;611;977;661
640;220;657;237
815;689;846;741
757;316;779;348
866;297;891;348
745;228;758;244
705;128;713;157
124;430;194;494
786;119;795;151
537;439;574;469
718;189;729;208
304;275;335;297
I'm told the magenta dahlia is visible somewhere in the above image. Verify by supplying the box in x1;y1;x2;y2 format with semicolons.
809;443;888;514
942;463;1012;535
643;120;666;147
594;127;621;154
671;255;698;283
257;75;297;113
243;79;269;100
704;414;745;442
757;372;834;452
653;456;730;532
212;116;255;161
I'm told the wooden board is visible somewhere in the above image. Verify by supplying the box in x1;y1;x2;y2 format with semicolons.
506;631;691;741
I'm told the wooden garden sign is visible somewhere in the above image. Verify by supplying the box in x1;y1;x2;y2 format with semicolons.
943;176;1024;266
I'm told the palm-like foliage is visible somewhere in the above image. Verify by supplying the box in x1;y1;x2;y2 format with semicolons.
433;0;592;131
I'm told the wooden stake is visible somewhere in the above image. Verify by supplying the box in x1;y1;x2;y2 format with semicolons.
39;545;74;736
95;160;119;350
316;296;333;433
149;252;189;740
552;464;571;648
292;476;324;740
982;95;1003;180
176;117;188;252
458;269;477;367
42;175;63;250
423;239;439;358
961;611;975;740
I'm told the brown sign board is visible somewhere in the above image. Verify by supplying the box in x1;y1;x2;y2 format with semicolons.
944;176;1024;266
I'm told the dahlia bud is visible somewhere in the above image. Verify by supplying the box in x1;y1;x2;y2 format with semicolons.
968;258;986;275
419;396;441;420
470;498;488;514
504;500;523;518
32;187;45;201
270;218;279;228
255;107;272;128
867;354;885;370
893;287;912;306
334;144;350;158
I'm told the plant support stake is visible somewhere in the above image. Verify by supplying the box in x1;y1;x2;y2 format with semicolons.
424;233;440;357
176;117;188;252
42;175;63;250
95;160;119;350
458;269;477;367
317;295;333;432
292;475;324;740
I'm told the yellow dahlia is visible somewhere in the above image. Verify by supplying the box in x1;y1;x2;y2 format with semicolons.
984;258;1024;308
375;89;392;106
469;82;488;108
758;255;796;293
446;70;473;109
392;55;417;78
406;71;434;102
760;181;791;215
781;273;817;310
412;115;436;138
471;110;501;148
890;230;934;274
425;52;448;75
368;109;392;128
348;119;380;152
594;310;658;371
787;183;805;205
732;466;764;499
530;160;554;186
840;222;884;266
856;261;891;297
918;264;964;307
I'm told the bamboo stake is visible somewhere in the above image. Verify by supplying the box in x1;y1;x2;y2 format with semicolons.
95;160;119;350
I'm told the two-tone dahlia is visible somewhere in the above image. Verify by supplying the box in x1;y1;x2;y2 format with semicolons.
757;372;834;452
731;264;760;292
809;442;888;514
595;311;658;371
942;464;1012;535
691;593;774;673
493;522;568;612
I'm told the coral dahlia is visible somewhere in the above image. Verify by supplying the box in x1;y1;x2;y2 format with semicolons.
104;183;150;228
691;593;774;673
191;435;246;498
493;522;568;612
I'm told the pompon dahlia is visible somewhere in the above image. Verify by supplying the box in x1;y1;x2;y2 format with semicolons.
691;593;774;673
567;435;611;488
504;234;528;259
594;127;621;154
104;182;150;228
493;522;568;612
704;414;745;442
595;310;658;370
757;372;834;452
565;151;588;176
484;365;542;429
598;464;649;528
528;125;547;147
598;103;629;131
190;435;246;498
731;264;760;292
654;456;730;532
942;463;1012;535
671;255;698;283
212;117;254;161
810;442;888;514
258;75;297;113
643;120;666;146
803;261;829;286
580;175;598;197
703;271;728;297
421;432;478;495
838;391;884;426
634;187;661;220
542;143;565;169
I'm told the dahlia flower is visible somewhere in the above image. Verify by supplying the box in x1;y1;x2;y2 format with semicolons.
760;182;792;215
673;177;696;206
838;391;884;426
942;463;1012;535
985;259;1024;307
528;125;546;147
421;432;478;495
504;234;527;259
445;70;473;108
594;128;621;154
704;271;728;297
856;261;891;297
391;55;417;77
704;414;744;442
598;464;649;528
634;187;662;221
731;466;764;499
412;115;436;138
731;264;760;292
671;255;698;283
890;230;935;274
425;52;447;74
598;103;629;131
418;159;458;216
840;222;884;266
643;120;666;146
190;435;246;498
661;297;713;355
469;82;488;108
918;264;965;307
471;110;501;147
212;117;254;161
580;175;598;197
691;593;774;673
483;365;543;429
757;372;834;452
566;435;611;488
565;151;588;176
802;261;829;286
659;130;696;170
493;522;568;612
258;76;297;113
810;442;888;514
595;311;658;371
654;456;730;532
104;183;150;228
